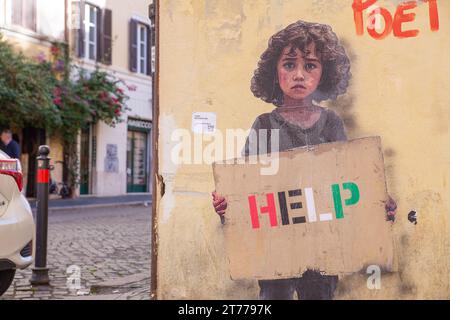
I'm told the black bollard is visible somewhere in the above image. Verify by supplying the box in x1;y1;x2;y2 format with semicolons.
30;145;51;285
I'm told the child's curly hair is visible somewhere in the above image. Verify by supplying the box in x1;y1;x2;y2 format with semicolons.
251;20;351;106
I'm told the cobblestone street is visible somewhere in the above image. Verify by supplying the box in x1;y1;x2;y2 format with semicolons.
1;204;152;300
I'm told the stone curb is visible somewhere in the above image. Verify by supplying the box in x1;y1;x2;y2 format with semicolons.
91;273;150;288
65;294;125;300
31;201;152;213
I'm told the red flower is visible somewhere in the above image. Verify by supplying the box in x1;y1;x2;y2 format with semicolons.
53;97;62;106
99;91;108;100
114;108;121;115
50;45;60;56
116;88;124;95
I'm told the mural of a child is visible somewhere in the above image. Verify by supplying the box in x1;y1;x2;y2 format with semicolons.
212;20;397;300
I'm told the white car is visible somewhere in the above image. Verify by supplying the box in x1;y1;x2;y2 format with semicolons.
0;150;34;296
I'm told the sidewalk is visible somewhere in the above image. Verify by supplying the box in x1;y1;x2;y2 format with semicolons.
28;193;152;211
68;273;152;300
1;204;152;300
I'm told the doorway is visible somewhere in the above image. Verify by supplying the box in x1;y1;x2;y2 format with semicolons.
79;125;92;195
22;127;46;198
127;129;149;193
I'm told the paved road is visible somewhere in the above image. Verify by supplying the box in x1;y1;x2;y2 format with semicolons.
1;204;152;300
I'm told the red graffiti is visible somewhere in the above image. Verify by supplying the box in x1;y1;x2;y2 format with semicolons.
393;1;419;38
352;0;439;39
426;0;440;31
353;0;377;36
367;7;393;40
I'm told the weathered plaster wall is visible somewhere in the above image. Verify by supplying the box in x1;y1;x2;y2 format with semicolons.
68;0;153;196
157;0;450;299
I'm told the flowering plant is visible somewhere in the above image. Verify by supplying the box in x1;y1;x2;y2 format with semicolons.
0;36;131;196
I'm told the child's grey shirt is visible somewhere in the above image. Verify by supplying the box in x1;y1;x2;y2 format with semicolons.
243;107;347;156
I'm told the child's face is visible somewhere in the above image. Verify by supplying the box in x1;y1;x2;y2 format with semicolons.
276;43;323;103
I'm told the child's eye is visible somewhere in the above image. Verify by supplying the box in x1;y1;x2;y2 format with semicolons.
305;63;317;71
283;62;295;70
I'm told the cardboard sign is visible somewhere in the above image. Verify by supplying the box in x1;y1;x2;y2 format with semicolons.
213;137;395;280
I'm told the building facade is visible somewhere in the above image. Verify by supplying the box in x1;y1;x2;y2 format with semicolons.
69;0;153;196
0;0;66;197
0;0;153;197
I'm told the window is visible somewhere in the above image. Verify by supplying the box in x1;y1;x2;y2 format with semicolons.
129;19;151;75
84;4;98;61
11;0;36;31
137;24;148;74
75;2;112;65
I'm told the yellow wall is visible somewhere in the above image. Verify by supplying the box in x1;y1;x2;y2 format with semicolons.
157;0;450;299
1;34;52;60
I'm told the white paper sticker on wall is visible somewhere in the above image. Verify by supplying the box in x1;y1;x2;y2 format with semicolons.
192;112;216;134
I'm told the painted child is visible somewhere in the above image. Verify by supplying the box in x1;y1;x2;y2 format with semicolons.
212;20;397;300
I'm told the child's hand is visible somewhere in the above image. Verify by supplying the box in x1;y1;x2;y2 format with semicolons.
212;191;227;217
385;195;397;222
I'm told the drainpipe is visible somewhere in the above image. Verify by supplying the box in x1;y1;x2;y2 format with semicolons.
64;0;69;44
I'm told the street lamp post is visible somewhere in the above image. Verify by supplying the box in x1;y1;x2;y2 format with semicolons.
30;145;51;285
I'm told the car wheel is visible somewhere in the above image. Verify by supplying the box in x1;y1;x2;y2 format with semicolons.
0;269;16;296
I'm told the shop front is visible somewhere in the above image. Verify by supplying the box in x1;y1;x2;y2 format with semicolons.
126;118;151;193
